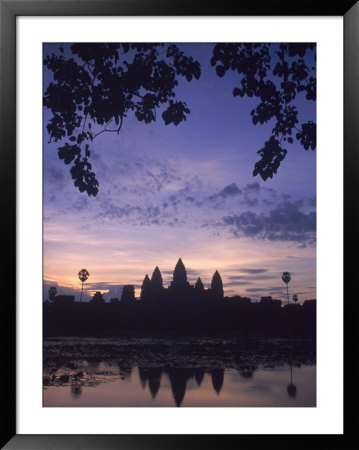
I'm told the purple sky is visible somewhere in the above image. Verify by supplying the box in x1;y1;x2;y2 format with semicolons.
43;43;316;303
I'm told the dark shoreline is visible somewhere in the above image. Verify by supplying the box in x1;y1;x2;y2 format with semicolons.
43;300;316;338
43;330;314;338
43;335;316;373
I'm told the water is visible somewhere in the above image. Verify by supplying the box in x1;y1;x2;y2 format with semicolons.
43;336;316;407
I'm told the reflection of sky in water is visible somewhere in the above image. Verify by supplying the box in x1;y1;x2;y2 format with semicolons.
43;364;315;407
43;337;315;407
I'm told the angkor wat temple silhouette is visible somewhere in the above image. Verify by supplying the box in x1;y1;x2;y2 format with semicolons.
52;258;270;306
96;258;236;307
44;258;316;337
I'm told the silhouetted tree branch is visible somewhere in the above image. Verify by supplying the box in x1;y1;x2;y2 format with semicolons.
211;43;316;180
44;43;316;196
44;43;201;196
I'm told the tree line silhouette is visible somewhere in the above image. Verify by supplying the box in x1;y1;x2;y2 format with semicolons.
43;258;316;337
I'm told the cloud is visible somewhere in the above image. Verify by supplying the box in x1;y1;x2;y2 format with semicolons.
223;211;263;236
47;166;65;183
222;200;316;244
240;268;268;274
44;148;316;248
225;281;253;286
243;196;258;207
244;182;260;192
252;274;278;280
99;202;143;221
262;199;275;206
208;182;242;203
266;286;287;291
227;275;252;281
218;183;242;198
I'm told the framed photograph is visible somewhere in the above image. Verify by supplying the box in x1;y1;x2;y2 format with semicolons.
1;0;356;448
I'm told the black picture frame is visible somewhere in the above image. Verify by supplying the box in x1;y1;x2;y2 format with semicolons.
1;0;357;448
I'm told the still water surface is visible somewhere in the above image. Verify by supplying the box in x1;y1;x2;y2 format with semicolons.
43;337;316;407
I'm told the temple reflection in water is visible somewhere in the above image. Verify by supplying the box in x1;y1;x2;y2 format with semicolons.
141;367;225;406
43;336;315;407
61;363;303;407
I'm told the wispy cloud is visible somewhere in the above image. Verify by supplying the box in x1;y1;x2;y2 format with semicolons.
222;200;316;244
244;182;261;192
240;268;268;274
226;281;253;286
209;182;242;201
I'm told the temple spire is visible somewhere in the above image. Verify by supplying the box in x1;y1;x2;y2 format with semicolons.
140;274;151;302
195;277;204;292
171;258;188;288
211;270;224;299
151;266;163;291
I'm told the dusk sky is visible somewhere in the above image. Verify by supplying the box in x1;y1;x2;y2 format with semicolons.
43;43;316;303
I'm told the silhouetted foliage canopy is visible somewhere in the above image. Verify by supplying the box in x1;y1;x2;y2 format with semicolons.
78;268;89;283
211;43;316;180
44;43;201;196
282;271;291;285
48;286;57;302
287;383;297;398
